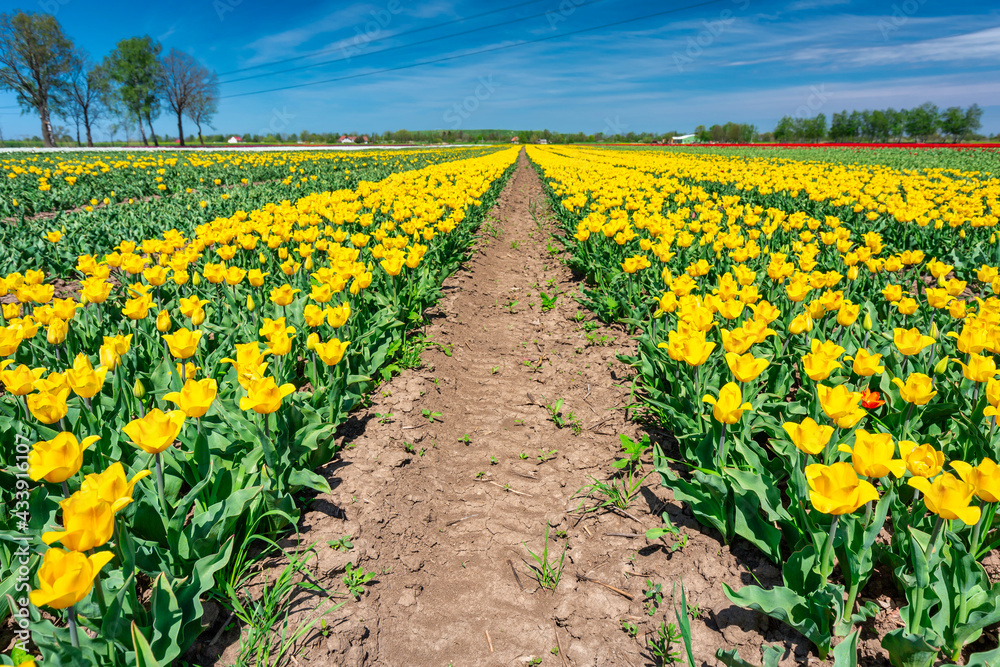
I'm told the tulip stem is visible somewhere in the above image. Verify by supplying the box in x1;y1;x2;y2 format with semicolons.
716;423;728;466
155;453;167;512
67;605;80;648
925;516;945;562
821;515;839;580
970;502;988;559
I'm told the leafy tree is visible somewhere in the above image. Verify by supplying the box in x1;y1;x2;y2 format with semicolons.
965;103;983;138
161;48;216;146
0;10;75;147
773;116;794;142
103;36;163;146
939;106;969;142
904;102;939;141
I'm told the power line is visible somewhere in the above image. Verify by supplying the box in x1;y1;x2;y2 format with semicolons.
219;0;548;76
222;0;728;100
220;0;611;85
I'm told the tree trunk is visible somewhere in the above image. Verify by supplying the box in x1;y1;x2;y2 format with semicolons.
83;107;94;147
197;121;204;146
177;112;185;147
147;113;159;147
39;103;55;147
75;119;81;147
137;113;148;145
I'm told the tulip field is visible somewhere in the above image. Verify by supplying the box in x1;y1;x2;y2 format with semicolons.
529;144;1000;665
0;145;518;666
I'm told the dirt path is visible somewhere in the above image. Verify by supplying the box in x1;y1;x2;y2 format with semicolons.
202;151;812;667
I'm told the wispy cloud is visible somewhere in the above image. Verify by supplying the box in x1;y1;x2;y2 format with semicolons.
786;0;850;11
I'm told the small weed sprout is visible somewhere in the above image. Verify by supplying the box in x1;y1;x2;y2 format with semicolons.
523;524;569;591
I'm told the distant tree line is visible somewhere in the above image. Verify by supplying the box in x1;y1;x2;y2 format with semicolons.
773;103;986;143
0;9;219;147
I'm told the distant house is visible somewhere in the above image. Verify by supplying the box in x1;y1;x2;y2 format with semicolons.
537;138;548;144
361;135;370;144
339;135;356;144
228;136;242;144
510;136;519;144
670;133;697;144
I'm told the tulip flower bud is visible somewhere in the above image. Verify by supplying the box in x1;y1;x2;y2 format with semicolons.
156;309;171;333
847;266;859;281
192;272;202;286
933;356;950;375
862;312;873;331
247;294;255;311
133;378;146;399
960;229;966;239
929;321;939;340
992;233;997;244
259;252;268;264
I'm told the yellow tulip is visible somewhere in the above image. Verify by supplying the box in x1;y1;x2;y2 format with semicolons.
123;409;185;454
303;304;326;328
702;382;752;425
907;473;981;525
782;417;834;456
164;378;218;418
239;376;296;414
42;489;115;551
892;373;937;406
178;295;209;319
80;462;151;512
29;548;114;610
845;349;885;377
805;462;879;515
817;384;866;428
802;350;842;382
269;284;301;306
788;313;813;335
27;388;71;424
955;354;998;383
156;309;171;333
121;294;153;320
893;327;935;356
314;338;350;366
163;327;202;359
46;318;68;345
951;458;1000;503
838;429;905;479
28;432;100;483
0;361;45;395
724;351;769;383
662;331;715;367
898;441;944;479
104;334;132;356
65;358;108;399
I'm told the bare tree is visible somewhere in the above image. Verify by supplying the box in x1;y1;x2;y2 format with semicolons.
161;48;216;147
184;69;219;146
62;52;107;147
0;10;74;147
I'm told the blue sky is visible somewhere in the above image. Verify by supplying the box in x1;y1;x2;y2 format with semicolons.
1;0;999;139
